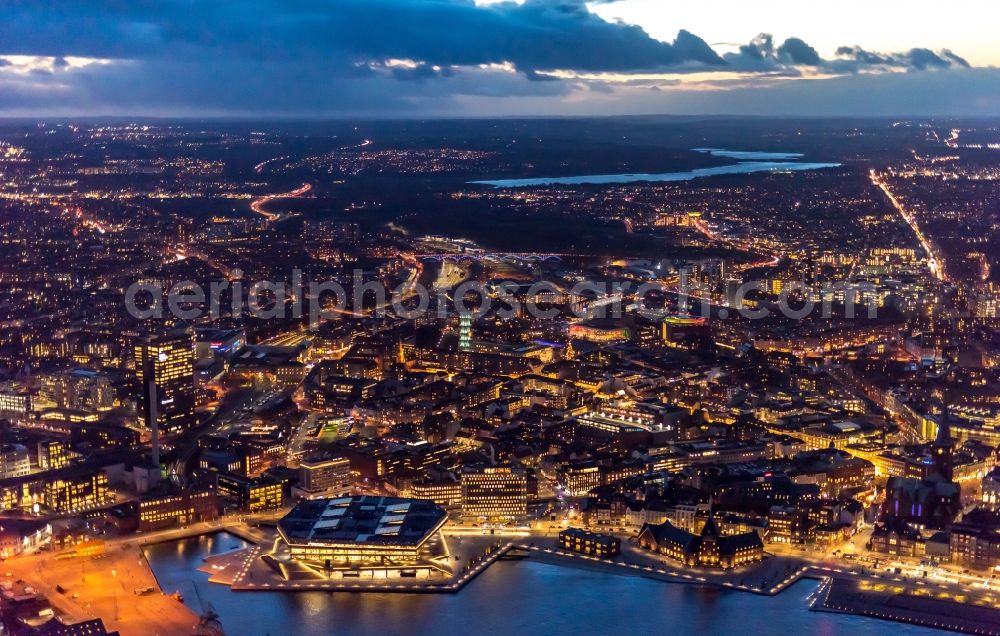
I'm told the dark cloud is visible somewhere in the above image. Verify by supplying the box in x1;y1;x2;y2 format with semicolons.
834;45;970;71
777;38;820;66
835;46;894;66
0;1;980;116
724;34;970;74
738;34;775;62
724;34;814;73
941;49;971;67
0;0;722;73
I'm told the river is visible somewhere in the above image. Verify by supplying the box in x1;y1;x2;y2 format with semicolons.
143;532;942;636
468;148;840;188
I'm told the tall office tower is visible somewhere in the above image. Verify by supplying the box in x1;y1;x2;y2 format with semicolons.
459;314;472;352
135;331;196;465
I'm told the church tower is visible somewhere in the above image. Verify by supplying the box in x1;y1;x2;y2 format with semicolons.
932;398;955;482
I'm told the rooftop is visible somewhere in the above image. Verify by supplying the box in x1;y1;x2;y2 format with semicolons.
278;496;447;546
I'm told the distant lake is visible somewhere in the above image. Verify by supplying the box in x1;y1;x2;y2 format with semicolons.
692;148;806;160
145;532;938;636
468;148;840;188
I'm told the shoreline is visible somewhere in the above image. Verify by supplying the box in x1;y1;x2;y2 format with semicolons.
812;577;1000;636
146;530;1000;635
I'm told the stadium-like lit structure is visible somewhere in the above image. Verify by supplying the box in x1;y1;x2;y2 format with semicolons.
267;496;452;580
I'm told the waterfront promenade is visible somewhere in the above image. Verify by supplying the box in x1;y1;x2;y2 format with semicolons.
512;537;1000;635
7;520;1000;636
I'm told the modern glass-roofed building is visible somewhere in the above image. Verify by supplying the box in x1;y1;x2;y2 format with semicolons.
271;496;452;579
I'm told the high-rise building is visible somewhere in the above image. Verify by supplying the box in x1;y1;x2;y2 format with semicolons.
459;314;472;352
461;466;528;523
135;331;196;450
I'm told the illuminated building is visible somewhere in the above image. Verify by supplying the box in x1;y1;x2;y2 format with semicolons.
461;466;528;523
404;476;463;509
766;505;807;544
472;341;555;363
41;467;112;514
866;440;992;482
306;373;378;411
304;219;360;244
950;509;1000;570
655;211;700;227
325;356;381;380
982;468;1000;511
661;315;709;344
294;456;352;499
879;476;960;530
785;449;876;498
0;444;31;479
372;443;453;481
646;440;772;473
38;368;115;413
37;439;69;471
0;518;52;558
568;320;630;343
638;514;764;569
139;488;219;532
948;405;1000;447
870;519;924;557
200;452;242;475
228;345;306;390
558;463;602;497
0;466;112;513
0;387;32;420
273;496;451;580
971;289;999;318
559;528;620;557
459;314;472;352
575;400;682;435
217;473;284;513
37;409;101;426
659;503;709;533
194;327;245;360
135;330;196;440
767;419;876;451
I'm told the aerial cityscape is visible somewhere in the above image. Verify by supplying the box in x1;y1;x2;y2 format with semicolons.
0;2;999;636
